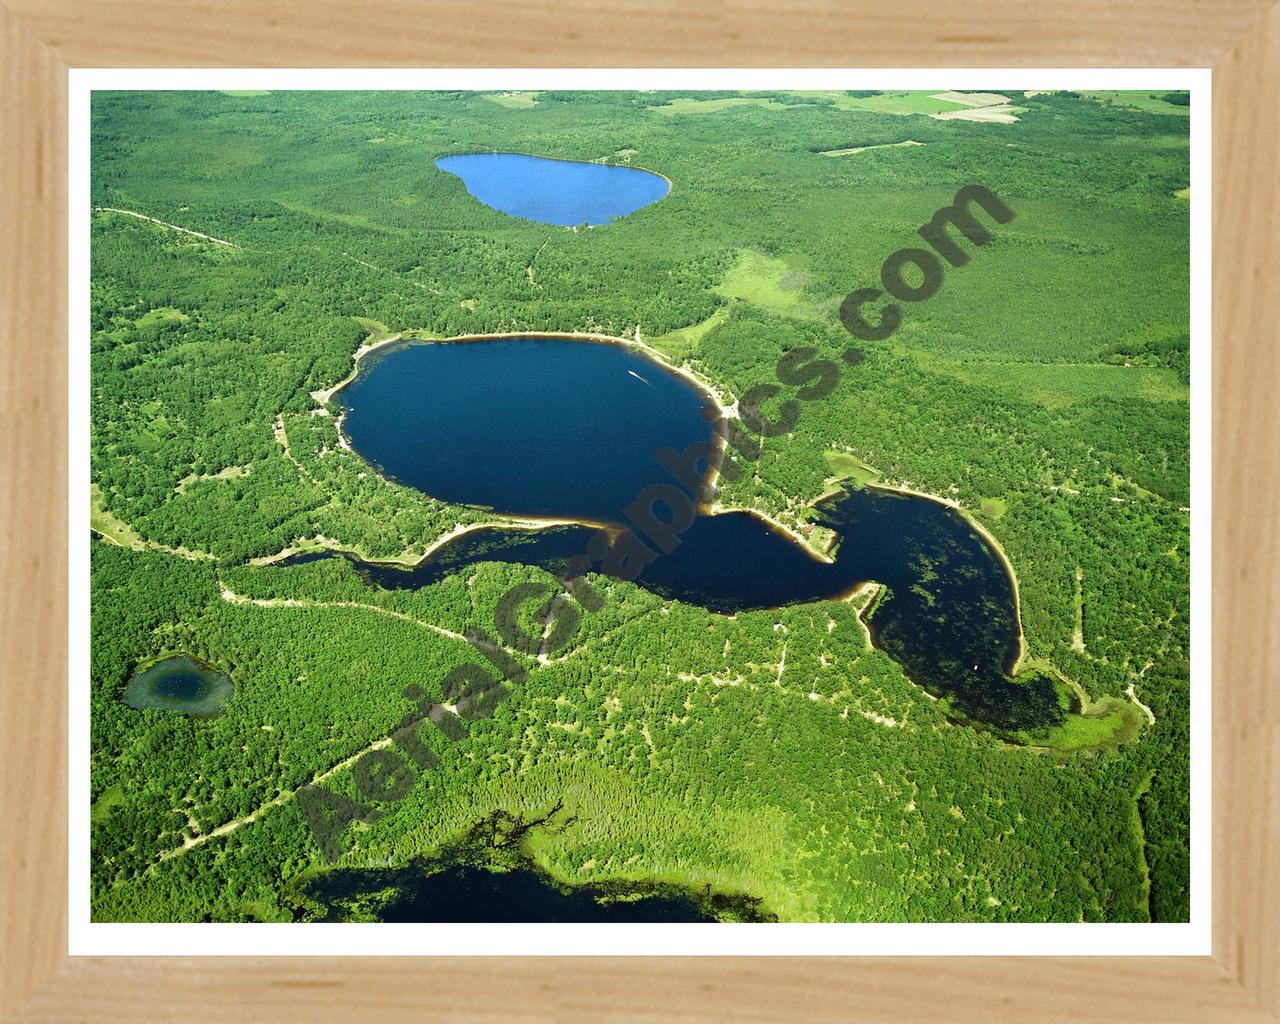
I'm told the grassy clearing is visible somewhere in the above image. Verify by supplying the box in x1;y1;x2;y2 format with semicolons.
647;306;729;362
91;484;147;549
1081;91;1190;117
929;92;1011;108
1019;664;1146;754
136;306;189;328
782;89;1022;122
714;250;809;314
1130;769;1156;915
1174;187;1190;200
979;497;1008;521
823;450;879;489
220;90;271;97
919;357;1187;408
92;484;214;560
176;464;250;495
819;140;924;157
931;105;1025;124
1037;695;1144;754
352;316;393;341
1071;566;1086;652
91;784;126;824
484;92;540;109
652;97;792;116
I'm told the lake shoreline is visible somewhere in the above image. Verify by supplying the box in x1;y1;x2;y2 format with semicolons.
315;328;737;420
256;517;620;573
705;502;834;564
309;330;406;407
296;801;776;924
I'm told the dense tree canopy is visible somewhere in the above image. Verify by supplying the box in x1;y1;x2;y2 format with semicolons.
89;89;1190;923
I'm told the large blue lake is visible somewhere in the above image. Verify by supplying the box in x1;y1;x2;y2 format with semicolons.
435;152;670;226
340;338;709;523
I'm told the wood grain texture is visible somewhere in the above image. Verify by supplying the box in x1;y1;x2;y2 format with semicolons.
0;0;1276;1020
1;0;1276;67
0;4;67;1022
5;956;1272;1023
1212;2;1280;1015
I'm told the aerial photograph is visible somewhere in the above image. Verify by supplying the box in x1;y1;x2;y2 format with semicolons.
89;87;1191;924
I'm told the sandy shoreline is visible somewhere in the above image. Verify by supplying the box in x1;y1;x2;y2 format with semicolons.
843;581;881;648
706;502;834;564
312;328;736;417
309;331;409;406
324;331;829;563
250;516;613;571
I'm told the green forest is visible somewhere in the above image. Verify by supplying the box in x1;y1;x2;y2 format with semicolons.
89;89;1191;923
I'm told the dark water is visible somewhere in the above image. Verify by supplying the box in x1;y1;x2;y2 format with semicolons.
124;655;233;717
304;864;728;923
298;809;770;923
339;338;711;523
322;335;1062;734
436;152;670;226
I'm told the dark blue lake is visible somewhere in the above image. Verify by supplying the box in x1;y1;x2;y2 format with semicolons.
339;338;710;523
435;152;670;226
322;336;1064;736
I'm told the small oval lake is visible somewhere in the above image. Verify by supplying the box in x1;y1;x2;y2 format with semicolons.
124;655;233;717
322;336;1063;735
435;152;670;226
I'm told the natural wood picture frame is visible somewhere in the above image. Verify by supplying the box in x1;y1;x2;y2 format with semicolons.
1;2;1276;1020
